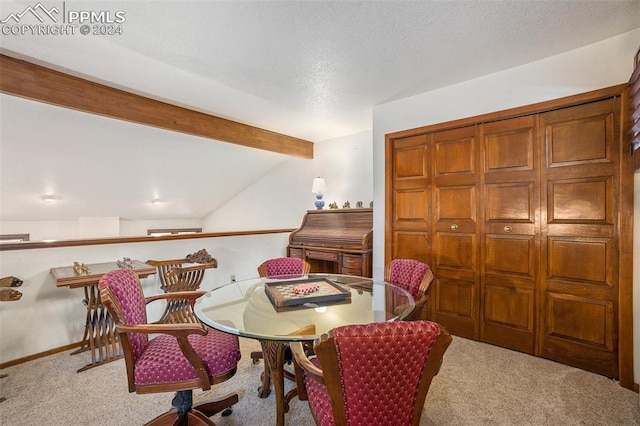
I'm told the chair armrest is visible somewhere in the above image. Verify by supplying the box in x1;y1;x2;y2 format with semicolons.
145;290;207;304
147;258;188;267
168;262;217;276
117;322;207;338
290;342;324;385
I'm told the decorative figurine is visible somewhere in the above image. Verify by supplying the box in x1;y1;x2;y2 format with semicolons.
186;248;217;264
342;201;351;209
0;276;22;287
117;257;135;269
73;262;91;275
370;201;374;208
329;202;339;209
356;201;363;208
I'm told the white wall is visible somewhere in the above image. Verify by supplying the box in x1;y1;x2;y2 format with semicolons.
0;220;79;241
372;29;640;382
0;233;290;363
0;130;374;364
0;218;205;240
203;130;373;231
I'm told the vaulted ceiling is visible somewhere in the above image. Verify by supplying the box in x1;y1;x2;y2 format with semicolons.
1;0;638;222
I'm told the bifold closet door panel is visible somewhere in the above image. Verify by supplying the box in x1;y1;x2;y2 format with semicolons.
431;126;480;339
389;134;431;264
539;98;619;378
480;115;539;354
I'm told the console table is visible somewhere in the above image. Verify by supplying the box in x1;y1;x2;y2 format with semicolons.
51;260;156;372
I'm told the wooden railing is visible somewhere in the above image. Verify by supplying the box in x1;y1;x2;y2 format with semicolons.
0;229;296;251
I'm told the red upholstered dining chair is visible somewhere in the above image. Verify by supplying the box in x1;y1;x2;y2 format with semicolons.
252;257;312;393
384;258;434;321
98;268;241;426
257;256;311;280
291;321;452;426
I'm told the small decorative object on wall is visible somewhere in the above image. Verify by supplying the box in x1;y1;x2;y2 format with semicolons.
311;177;327;210
343;201;351;208
73;262;90;275
329;202;339;209
356;201;363;208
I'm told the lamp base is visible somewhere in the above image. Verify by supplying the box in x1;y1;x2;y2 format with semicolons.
314;194;325;210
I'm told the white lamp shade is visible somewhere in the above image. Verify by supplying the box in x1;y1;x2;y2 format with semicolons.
311;177;327;194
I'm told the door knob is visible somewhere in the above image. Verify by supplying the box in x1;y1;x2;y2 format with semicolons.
451;224;458;231
504;225;512;233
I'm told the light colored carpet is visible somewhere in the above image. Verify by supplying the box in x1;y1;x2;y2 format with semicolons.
0;336;638;425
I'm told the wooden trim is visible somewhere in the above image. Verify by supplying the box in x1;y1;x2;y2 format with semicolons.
386;85;628;140
384;132;394;265
618;87;635;390
0;341;82;369
0;228;295;251
0;54;314;159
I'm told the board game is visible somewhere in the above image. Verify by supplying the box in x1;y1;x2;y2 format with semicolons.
264;277;351;311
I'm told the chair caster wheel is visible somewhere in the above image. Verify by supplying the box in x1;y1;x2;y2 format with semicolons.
221;408;233;417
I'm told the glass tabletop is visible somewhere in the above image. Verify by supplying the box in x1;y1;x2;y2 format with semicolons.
194;273;415;342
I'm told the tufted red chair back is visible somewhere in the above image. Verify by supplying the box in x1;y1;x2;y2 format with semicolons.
98;268;149;361
385;258;430;299
258;257;311;279
301;321;451;426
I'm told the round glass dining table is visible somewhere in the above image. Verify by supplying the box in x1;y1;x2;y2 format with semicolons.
194;273;415;341
194;273;415;426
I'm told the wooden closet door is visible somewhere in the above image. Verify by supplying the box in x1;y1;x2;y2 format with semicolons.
431;125;480;339
481;115;539;354
388;134;431;263
539;98;620;378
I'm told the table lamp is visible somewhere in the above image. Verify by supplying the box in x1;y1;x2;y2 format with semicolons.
311;177;327;210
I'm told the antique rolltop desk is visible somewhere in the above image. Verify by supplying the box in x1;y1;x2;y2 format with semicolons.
287;208;373;277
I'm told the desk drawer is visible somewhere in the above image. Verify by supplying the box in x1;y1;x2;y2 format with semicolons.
341;267;362;276
342;254;362;269
288;247;303;259
305;250;339;262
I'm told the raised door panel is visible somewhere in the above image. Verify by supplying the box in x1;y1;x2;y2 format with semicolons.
481;116;538;354
392;134;429;187
431;125;479;338
433;277;477;339
393;188;429;230
544;100;613;168
392;231;430;264
485;117;534;172
389;134;430;264
539;98;619;378
547;177;613;224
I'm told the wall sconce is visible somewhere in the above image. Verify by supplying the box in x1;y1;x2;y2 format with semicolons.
311;177;327;210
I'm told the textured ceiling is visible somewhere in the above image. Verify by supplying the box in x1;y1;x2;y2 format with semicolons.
0;0;639;222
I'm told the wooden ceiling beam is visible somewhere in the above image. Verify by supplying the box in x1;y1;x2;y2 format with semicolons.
0;54;314;159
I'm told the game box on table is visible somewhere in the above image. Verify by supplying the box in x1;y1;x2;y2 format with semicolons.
264;277;351;311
